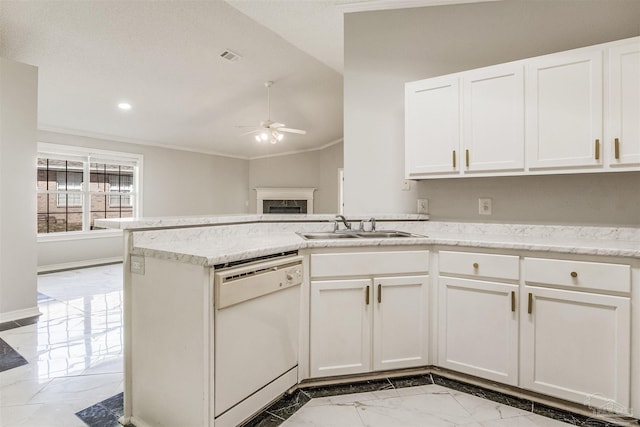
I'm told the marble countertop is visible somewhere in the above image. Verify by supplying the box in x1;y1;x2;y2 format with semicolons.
128;221;640;266
95;213;429;230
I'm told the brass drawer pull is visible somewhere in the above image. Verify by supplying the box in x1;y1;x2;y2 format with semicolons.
511;291;516;312
366;286;370;305
473;262;479;269
452;150;457;168
570;271;578;278
465;149;470;167
595;139;600;160
377;284;382;303
527;293;533;314
615;138;620;159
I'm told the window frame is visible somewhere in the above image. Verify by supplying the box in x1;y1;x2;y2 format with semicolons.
37;143;143;239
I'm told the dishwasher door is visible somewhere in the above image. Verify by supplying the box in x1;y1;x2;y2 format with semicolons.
214;255;303;418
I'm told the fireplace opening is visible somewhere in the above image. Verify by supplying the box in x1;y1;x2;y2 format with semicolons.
263;199;307;214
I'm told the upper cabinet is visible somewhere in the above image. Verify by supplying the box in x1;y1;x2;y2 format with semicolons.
463;63;525;173
405;36;640;179
405;76;460;176
526;51;603;170
608;40;640;166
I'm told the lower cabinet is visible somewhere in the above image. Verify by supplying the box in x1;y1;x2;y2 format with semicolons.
310;275;429;378
521;285;631;411
438;277;519;385
521;257;631;412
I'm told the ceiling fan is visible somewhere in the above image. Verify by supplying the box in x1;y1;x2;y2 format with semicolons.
240;81;307;144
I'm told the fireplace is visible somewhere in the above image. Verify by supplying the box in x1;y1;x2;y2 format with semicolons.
255;188;316;214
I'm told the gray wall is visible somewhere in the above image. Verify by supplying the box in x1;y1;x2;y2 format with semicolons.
1;58;38;321
37;130;250;270
344;0;640;225
248;141;344;214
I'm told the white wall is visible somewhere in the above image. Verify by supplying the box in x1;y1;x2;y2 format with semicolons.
343;0;640;225
248;141;344;214
37;130;250;270
0;58;39;321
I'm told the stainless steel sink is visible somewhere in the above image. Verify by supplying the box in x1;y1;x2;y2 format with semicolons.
298;230;425;240
354;231;418;238
299;232;359;239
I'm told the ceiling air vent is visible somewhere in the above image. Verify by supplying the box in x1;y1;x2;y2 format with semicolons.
219;49;241;62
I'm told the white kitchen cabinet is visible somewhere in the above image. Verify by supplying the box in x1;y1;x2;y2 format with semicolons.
609;39;640;166
439;277;519;385
373;276;429;371
521;258;631;412
309;278;372;377
309;250;429;378
438;251;520;386
526;50;603;170
463;63;525;172
405;76;460;176
310;275;429;378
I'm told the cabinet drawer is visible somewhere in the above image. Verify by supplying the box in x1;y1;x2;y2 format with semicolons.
439;251;519;281
311;251;429;278
523;258;630;293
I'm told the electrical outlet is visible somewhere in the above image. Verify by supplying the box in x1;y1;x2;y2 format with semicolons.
417;199;428;214
131;255;145;275
402;180;411;191
478;198;492;215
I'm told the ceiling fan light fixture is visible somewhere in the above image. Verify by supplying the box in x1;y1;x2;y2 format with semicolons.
260;132;269;141
254;135;261;142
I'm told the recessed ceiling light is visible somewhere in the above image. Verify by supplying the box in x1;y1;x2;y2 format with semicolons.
118;102;132;110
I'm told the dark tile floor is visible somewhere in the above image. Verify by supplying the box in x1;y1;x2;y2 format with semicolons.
75;373;637;427
0;337;28;372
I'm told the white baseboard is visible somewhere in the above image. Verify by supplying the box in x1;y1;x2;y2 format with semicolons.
0;306;41;323
38;256;123;273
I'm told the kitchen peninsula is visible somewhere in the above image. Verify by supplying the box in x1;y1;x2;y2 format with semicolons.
96;215;640;427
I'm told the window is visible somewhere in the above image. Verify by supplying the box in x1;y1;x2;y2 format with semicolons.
37;144;142;234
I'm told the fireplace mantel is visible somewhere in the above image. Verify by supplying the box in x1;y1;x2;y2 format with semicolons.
255;187;317;214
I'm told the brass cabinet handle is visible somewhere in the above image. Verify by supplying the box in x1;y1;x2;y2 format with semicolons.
511;291;516;312
465;149;470;168
452;150;457;168
595;139;600;160
570;271;578;278
615;138;620;160
366;286;370;305
527;293;533;314
473;262;479;269
377;284;382;303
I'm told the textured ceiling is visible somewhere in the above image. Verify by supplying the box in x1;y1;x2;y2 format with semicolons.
0;0;487;159
0;0;343;159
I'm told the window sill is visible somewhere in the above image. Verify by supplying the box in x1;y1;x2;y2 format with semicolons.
37;229;124;243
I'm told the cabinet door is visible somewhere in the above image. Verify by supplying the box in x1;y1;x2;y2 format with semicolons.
463;64;525;172
372;275;429;371
526;50;603;169
310;279;372;378
405;76;460;177
438;277;519;385
521;286;630;411
609;39;640;166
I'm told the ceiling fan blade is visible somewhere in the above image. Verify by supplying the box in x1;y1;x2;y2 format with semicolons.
269;122;286;128
239;128;262;136
278;127;307;135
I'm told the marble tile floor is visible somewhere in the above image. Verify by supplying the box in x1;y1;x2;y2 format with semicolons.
0;264;634;427
0;264;124;427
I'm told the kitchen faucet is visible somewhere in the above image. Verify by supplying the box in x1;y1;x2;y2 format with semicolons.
334;215;351;231
359;217;376;232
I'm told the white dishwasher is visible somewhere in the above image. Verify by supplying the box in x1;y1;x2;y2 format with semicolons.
213;253;303;426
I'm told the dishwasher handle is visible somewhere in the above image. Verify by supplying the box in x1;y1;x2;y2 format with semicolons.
214;256;303;310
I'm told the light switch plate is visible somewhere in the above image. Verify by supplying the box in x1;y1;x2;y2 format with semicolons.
131;255;145;275
417;199;428;214
478;198;492;215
